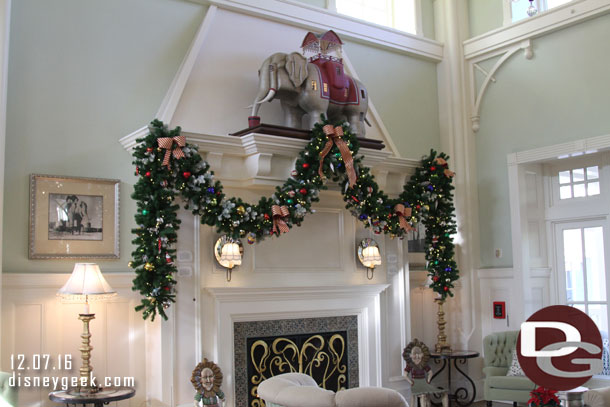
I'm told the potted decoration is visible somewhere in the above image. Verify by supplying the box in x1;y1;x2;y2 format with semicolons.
528;386;560;407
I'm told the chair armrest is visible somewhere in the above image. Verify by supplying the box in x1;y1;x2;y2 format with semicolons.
482;366;508;377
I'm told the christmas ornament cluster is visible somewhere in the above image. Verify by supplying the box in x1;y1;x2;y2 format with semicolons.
131;119;459;320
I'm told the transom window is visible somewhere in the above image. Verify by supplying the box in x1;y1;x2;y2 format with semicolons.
511;0;575;23
558;166;600;200
334;0;416;34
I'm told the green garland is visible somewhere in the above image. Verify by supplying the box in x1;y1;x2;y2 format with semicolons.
131;119;458;320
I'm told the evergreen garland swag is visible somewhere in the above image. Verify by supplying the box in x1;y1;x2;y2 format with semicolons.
131;119;459;320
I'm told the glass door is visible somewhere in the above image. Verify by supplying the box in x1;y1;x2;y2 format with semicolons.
555;219;610;335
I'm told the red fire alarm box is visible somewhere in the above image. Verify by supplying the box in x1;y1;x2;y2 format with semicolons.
493;302;506;319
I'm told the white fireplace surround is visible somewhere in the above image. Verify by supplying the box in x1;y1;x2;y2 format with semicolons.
205;284;390;407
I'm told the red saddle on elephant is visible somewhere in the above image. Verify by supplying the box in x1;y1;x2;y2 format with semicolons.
311;58;359;105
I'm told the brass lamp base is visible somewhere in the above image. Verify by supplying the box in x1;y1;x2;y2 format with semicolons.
77;313;99;394
434;298;452;353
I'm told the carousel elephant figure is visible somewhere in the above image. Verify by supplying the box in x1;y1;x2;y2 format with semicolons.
250;52;369;137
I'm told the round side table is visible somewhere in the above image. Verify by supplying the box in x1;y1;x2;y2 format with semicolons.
429;350;479;407
49;386;135;406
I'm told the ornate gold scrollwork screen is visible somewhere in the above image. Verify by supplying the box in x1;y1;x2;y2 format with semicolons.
247;332;349;407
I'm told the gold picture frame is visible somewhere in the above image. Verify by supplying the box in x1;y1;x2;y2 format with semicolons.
29;174;120;259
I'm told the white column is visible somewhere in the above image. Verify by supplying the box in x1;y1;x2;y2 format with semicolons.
0;0;12;358
433;0;481;351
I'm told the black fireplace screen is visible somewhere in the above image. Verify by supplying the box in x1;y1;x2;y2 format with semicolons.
247;331;349;407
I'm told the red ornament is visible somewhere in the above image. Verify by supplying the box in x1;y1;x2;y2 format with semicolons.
264;213;270;220
433;276;439;282
416;204;421;209
430;166;436;171
163;286;170;291
158;239;162;252
145;171;152;177
299;188;307;195
182;171;191;179
443;286;449;291
302;163;310;169
135;167;139;175
146;147;154;153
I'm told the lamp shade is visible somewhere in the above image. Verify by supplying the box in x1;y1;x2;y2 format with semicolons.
220;242;242;268
57;263;116;300
361;245;382;268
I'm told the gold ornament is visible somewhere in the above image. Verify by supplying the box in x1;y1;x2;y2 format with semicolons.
144;262;154;271
128;261;133;268
237;205;246;216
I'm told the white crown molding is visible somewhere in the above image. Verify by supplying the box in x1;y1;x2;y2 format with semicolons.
464;0;610;60
204;0;443;61
506;133;610;165
206;284;390;302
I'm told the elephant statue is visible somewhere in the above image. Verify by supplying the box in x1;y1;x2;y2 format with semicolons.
250;51;369;137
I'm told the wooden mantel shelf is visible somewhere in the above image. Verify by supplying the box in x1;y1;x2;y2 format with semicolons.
120;125;416;194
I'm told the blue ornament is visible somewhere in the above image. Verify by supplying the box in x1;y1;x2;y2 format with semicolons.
359;214;368;220
427;185;434;191
445;267;451;272
207;187;215;193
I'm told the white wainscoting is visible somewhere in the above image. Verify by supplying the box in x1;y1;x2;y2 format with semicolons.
1;273;149;407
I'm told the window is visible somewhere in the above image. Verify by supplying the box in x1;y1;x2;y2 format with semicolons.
558;224;609;335
558;166;600;200
511;0;576;23
334;0;417;34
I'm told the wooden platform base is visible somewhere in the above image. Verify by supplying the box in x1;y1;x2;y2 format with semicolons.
230;123;385;151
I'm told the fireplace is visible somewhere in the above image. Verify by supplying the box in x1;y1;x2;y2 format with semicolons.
205;284;389;407
234;316;359;407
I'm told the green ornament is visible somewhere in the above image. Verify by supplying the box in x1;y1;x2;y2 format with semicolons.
142;209;149;215
286;199;293;204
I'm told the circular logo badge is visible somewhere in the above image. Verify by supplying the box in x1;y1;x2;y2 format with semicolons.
517;305;602;390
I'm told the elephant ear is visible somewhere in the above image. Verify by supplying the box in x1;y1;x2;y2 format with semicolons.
286;52;308;87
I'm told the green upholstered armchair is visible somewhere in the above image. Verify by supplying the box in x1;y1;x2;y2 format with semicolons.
0;372;17;407
483;331;535;407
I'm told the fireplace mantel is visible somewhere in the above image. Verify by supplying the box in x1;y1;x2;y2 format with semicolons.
202;284;391;407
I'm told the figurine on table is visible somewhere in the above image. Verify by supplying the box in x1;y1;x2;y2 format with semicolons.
191;358;225;407
402;339;448;407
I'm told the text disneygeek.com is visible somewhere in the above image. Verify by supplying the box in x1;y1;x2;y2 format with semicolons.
9;354;135;390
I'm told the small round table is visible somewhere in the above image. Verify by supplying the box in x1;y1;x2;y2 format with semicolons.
49;387;135;406
429;350;479;407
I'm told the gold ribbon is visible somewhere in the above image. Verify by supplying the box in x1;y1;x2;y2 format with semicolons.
271;205;290;235
444;169;455;178
433;157;454;177
318;125;357;188
395;204;414;232
157;136;186;167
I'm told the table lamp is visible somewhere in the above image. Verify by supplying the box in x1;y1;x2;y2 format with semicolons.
57;263;116;394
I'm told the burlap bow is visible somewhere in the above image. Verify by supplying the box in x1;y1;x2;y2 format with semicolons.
157;135;186;167
434;157;447;166
394;204;414;232
318;125;357;188
271;205;290;235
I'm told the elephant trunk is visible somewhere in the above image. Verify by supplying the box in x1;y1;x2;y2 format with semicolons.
251;57;280;117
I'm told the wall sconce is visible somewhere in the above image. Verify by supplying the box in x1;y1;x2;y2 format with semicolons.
57;263;116;394
357;238;381;280
214;235;243;282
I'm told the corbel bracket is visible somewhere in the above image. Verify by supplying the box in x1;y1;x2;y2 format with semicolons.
471;39;533;133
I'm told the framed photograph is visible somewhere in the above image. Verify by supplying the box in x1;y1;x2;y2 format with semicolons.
406;222;426;268
29;174;120;259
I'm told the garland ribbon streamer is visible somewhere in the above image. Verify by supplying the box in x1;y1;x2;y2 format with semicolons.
319;124;357;187
394;204;413;232
131;118;459;321
271;205;290;235
158;135;186;167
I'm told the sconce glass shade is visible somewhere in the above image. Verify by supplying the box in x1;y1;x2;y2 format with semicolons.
220;242;242;268
57;263;117;301
214;235;244;269
357;238;382;269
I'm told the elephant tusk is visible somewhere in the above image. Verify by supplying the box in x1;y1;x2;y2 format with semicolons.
250;89;276;116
